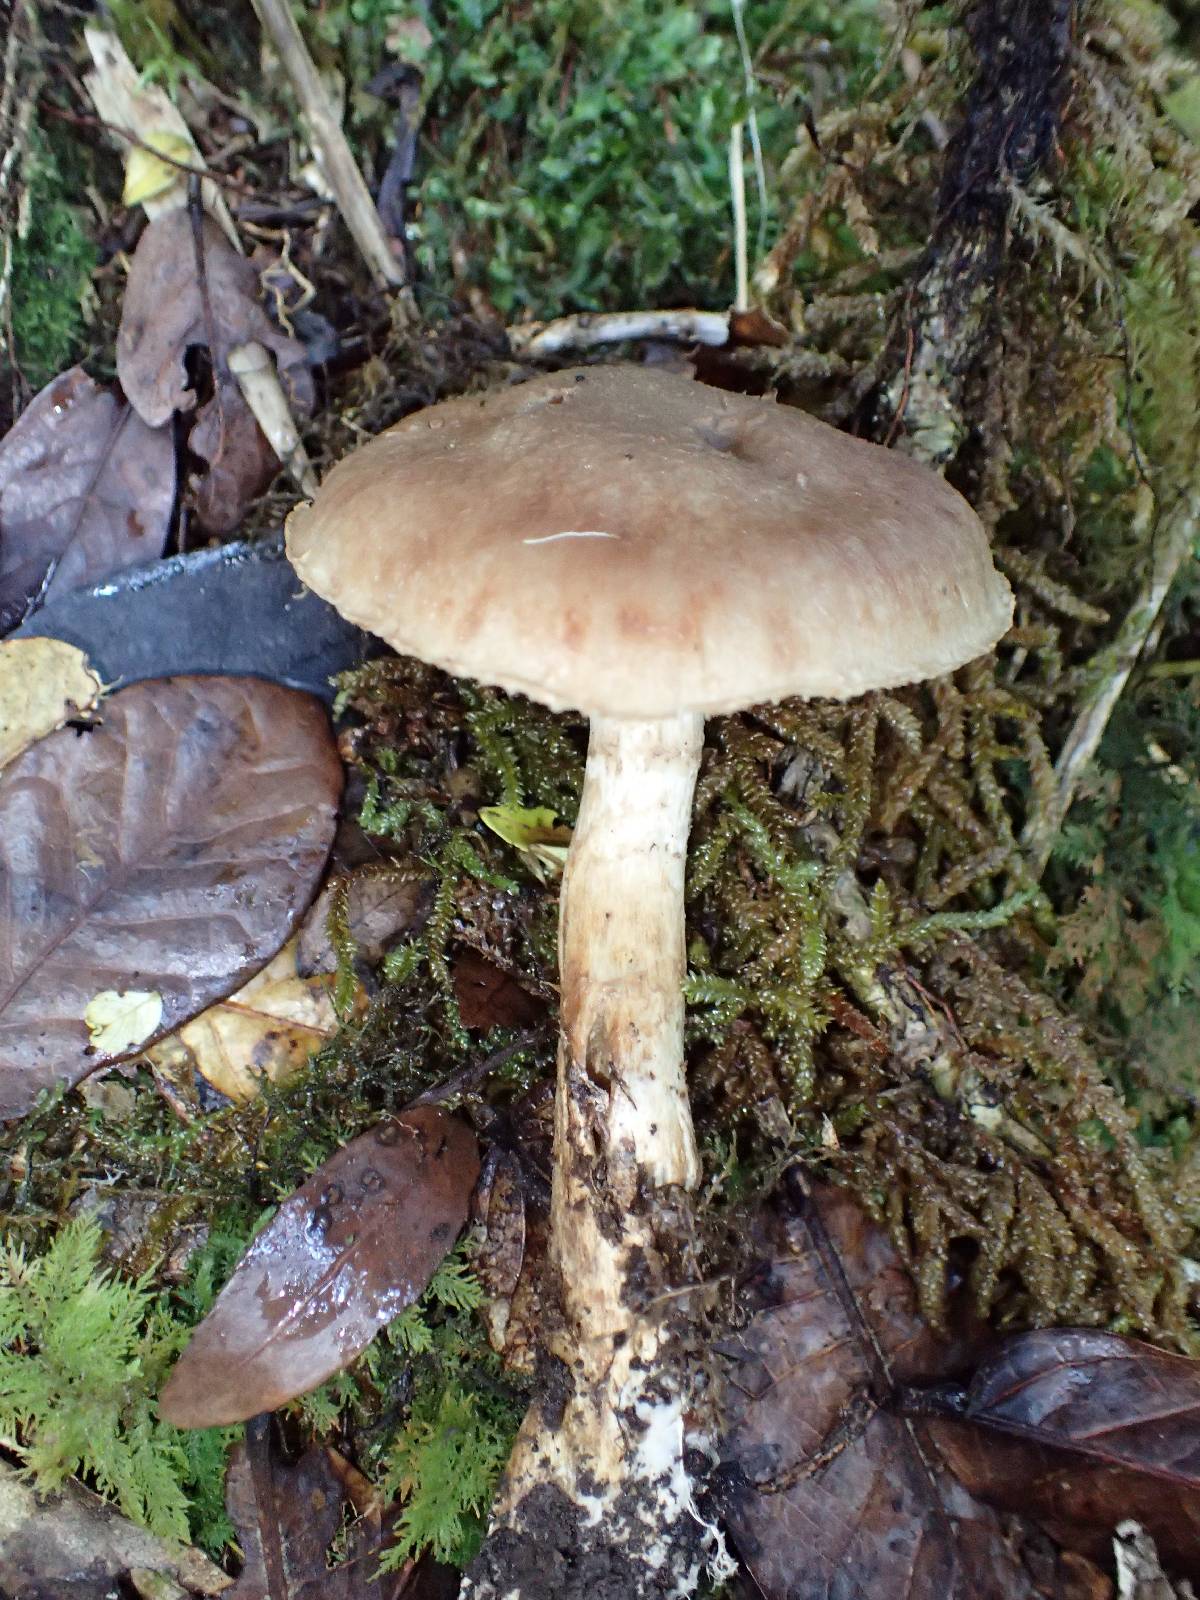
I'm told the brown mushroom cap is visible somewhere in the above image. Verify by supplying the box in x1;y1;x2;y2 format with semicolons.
286;365;1012;718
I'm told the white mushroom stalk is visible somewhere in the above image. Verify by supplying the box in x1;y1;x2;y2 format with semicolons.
474;714;713;1589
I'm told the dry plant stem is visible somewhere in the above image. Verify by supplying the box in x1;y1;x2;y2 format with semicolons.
471;713;720;1598
1022;491;1200;874
248;0;412;304
227;342;317;497
507;308;731;359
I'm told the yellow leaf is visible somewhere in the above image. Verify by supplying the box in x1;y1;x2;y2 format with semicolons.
479;803;573;881
145;939;342;1102
84;989;164;1055
123;130;193;207
0;639;103;769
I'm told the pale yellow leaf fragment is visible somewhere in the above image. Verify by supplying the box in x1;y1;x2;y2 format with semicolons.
0;639;102;770
479;803;573;882
146;938;340;1102
123;129;194;207
84;990;165;1055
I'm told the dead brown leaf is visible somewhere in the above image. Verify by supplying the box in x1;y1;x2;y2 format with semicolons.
452;947;545;1031
0;676;341;1119
146;937;340;1103
189;382;280;535
0;367;175;632
160;1107;480;1427
223;1422;402;1599
912;1329;1200;1582
117;211;313;428
720;1182;1044;1598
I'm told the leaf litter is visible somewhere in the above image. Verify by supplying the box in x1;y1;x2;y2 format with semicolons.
117;210;314;430
160;1107;480;1427
0;675;341;1118
222;1420;402;1600
719;1181;1118;1598
910;1328;1200;1582
146;937;342;1104
0;366;175;632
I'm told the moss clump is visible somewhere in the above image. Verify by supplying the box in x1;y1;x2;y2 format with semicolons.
9;128;96;389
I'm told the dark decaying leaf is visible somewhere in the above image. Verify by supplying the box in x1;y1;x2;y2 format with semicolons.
0;676;341;1119
452;947;545;1031
719;1182;1046;1599
11;533;380;702
160;1107;480;1426
224;1421;403;1599
0;367;175;633
911;1330;1200;1582
189;381;280;535
117;211;314;427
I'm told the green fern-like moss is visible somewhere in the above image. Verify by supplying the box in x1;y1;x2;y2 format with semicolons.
0;1216;190;1540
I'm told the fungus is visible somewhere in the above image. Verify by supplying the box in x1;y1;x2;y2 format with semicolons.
285;364;1013;1597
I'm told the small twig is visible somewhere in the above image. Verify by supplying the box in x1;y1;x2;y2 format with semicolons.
729;121;749;312
248;0;413;307
404;1036;535;1109
508;308;732;359
1022;490;1200;874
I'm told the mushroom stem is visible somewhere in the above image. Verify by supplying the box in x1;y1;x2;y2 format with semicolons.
467;713;727;1598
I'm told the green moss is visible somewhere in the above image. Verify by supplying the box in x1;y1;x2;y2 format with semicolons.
10;129;97;388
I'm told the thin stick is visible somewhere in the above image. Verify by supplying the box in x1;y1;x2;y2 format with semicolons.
248;0;412;306
1022;491;1199;874
729;121;749;313
508;307;732;359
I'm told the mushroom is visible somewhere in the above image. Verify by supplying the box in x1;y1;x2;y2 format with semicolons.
285;364;1013;1597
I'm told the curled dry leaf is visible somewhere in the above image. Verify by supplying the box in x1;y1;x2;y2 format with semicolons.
0;367;175;632
720;1183;1042;1599
0;638;101;769
224;1425;401;1600
117;211;314;428
0;676;341;1119
146;937;340;1103
914;1329;1200;1582
160;1107;480;1427
473;1149;543;1375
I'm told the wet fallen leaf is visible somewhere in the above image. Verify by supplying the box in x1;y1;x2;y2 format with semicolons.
117;211;313;428
224;1423;402;1599
189;383;281;536
83;989;165;1055
720;1182;1043;1598
0;367;175;632
296;869;431;976
0;1458;230;1599
478;803;571;882
145;938;339;1102
0;638;102;768
912;1329;1200;1581
0;676;341;1119
453;948;545;1031
160;1107;480;1426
